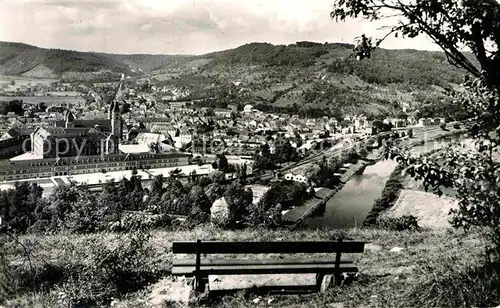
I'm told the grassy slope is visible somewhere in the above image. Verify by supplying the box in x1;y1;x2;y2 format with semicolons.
4;227;499;308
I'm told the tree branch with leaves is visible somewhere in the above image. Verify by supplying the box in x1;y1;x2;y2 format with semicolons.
331;0;500;254
331;0;500;86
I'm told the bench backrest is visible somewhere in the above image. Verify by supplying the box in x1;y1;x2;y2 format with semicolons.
173;240;365;255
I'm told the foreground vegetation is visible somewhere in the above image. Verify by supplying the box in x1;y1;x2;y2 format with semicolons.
1;227;498;307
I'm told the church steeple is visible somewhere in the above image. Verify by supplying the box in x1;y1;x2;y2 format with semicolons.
64;110;75;128
109;80;124;139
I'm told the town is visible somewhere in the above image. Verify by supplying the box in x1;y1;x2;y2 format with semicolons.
0;74;450;185
1;0;499;306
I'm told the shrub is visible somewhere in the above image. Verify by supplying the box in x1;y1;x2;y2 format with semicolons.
58;232;160;306
376;215;421;231
109;212;171;232
407;128;414;138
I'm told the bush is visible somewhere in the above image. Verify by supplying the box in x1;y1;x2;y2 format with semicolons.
407;128;414;138
376;215;421;231
108;212;171;232
57;232;160;306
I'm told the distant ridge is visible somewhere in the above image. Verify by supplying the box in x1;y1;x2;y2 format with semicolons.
0;40;471;119
0;40;465;87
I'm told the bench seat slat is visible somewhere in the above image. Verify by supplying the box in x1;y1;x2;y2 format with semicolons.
172;263;359;276
173;257;353;266
173;241;365;254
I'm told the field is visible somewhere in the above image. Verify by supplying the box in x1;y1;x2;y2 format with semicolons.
0;96;85;105
3;227;498;307
384;189;458;229
0;75;57;86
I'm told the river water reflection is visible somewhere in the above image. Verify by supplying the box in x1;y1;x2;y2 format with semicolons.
306;137;458;229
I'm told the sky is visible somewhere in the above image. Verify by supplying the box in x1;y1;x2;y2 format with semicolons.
0;0;440;55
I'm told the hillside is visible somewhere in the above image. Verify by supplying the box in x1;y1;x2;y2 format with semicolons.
180;42;467;119
0;40;469;118
0;41;200;80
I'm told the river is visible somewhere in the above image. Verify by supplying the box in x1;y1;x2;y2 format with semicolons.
306;137;458;229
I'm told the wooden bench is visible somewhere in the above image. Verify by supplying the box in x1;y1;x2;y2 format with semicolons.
172;239;365;292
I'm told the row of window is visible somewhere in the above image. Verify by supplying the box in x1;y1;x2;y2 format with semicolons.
0;162;186;180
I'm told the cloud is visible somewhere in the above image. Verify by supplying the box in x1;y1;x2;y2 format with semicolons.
0;0;440;54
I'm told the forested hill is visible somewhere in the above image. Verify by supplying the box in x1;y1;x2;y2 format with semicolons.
1;40;465;86
200;42;465;87
0;41;197;80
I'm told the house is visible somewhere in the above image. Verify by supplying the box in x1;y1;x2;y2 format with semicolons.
354;117;368;130
134;132;166;145
418;118;433;127
293;174;308;183
214;108;232;118
342;126;354;135
433;117;446;125
384;118;407;128
364;127;377;136
172;128;192;148
284;172;307;183
407;116;417;126
243;104;254;113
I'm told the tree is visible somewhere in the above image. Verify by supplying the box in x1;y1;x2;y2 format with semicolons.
37;102;47;112
274;138;298;164
121;102;131;114
156;178;188;215
331;1;499;88
150;175;164;195
407;128;414;138
222;183;253;228
0;182;43;232
0;100;24;115
185;185;211;224
331;0;500;252
214;154;229;172
307;156;342;188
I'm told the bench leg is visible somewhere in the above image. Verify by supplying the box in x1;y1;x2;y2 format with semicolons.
335;272;342;286
317;274;334;293
195;276;207;293
316;273;324;290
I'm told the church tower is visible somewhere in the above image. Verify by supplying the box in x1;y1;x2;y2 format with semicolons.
109;100;122;139
64;110;75;128
108;80;125;140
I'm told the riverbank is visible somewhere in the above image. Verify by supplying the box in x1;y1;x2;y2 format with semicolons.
363;128;466;226
384;189;459;229
282;159;369;225
3;227;497;308
363;165;404;226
